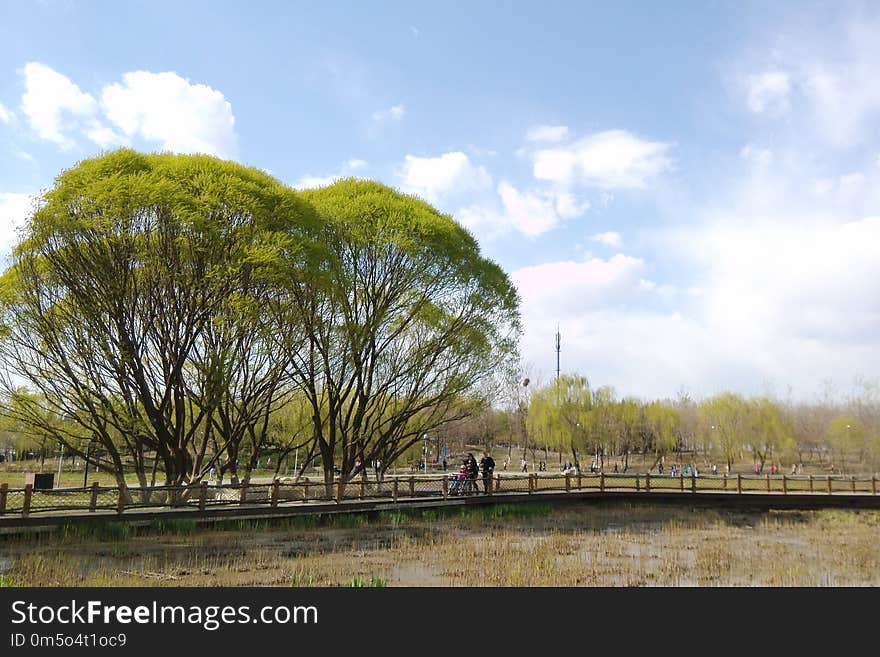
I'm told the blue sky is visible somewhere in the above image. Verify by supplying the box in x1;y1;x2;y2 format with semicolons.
2;0;879;402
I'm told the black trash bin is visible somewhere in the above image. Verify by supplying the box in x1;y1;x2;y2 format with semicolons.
24;472;55;489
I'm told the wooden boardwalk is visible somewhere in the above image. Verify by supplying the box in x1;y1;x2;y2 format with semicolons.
2;471;879;534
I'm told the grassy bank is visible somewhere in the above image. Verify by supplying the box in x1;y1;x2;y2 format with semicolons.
1;502;878;586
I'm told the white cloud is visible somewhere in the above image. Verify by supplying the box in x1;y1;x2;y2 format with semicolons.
17;64;238;157
739;18;880;147
84;122;128;149
693;216;880;347
525;125;569;142
497;183;560;238
0;192;36;261
20;62;98;148
590;231;622;248
554;191;589;219
0;102;13;123
510;15;880;399
746;71;791;114
739;143;772;167
293;158;369;189
509;255;719;397
513;124;880;398
398;151;491;202
454;181;589;241
512;254;650;315
532;129;674;188
496;182;588;238
101;71;237;158
519;307;714;399
372;103;405;124
455;205;510;240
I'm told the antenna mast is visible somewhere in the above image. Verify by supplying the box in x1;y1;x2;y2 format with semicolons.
555;325;561;380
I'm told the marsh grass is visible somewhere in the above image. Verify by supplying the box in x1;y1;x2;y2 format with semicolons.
349;576;387;587
2;502;879;586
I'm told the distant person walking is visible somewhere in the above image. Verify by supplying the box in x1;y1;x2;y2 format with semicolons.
480;451;495;494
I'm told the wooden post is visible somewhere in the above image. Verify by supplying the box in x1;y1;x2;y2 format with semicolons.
645;472;651;492
359;479;365;499
691;472;696;493
487;474;493;496
392;478;398;501
496;473;501;491
679;474;684;493
782;475;788;495
736;474;742;494
272;479;281;507
0;483;8;516
239;482;249;504
116;484;125;515
851;476;856;494
636;474;640;492
334;480;342;504
766;473;771;493
88;481;99;512
408;477;415;497
23;483;33;516
599;472;605;492
809;475;814;493
528;474;533;494
827;475;832;495
873;476;877;496
198;481;208;511
303;481;308;500
565;472;571;492
442;476;448;499
723;474;728;490
577;473;582;490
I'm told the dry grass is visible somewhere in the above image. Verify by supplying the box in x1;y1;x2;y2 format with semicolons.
1;502;878;587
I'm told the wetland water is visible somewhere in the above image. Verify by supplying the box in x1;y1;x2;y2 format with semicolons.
1;502;878;586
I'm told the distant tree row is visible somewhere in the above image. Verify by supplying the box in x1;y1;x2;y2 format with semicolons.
444;374;880;475
0;150;520;494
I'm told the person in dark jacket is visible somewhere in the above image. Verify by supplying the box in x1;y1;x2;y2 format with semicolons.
466;453;479;494
479;451;495;494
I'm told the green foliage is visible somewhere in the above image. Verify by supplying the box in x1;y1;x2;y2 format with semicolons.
826;415;866;470
699;393;750;470
0;151;323;487
749;397;795;466
527;374;592;461
643;401;679;457
147;518;198;534
60;520;131;541
278;179;521;483
348;576;386;587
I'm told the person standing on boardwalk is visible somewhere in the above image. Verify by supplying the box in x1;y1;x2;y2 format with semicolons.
480;451;495;494
466;453;479;494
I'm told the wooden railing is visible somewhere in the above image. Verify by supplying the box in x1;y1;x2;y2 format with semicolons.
0;471;877;518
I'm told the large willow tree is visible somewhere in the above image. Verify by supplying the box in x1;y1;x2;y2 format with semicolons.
272;180;520;488
0;150;316;488
527;374;592;469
